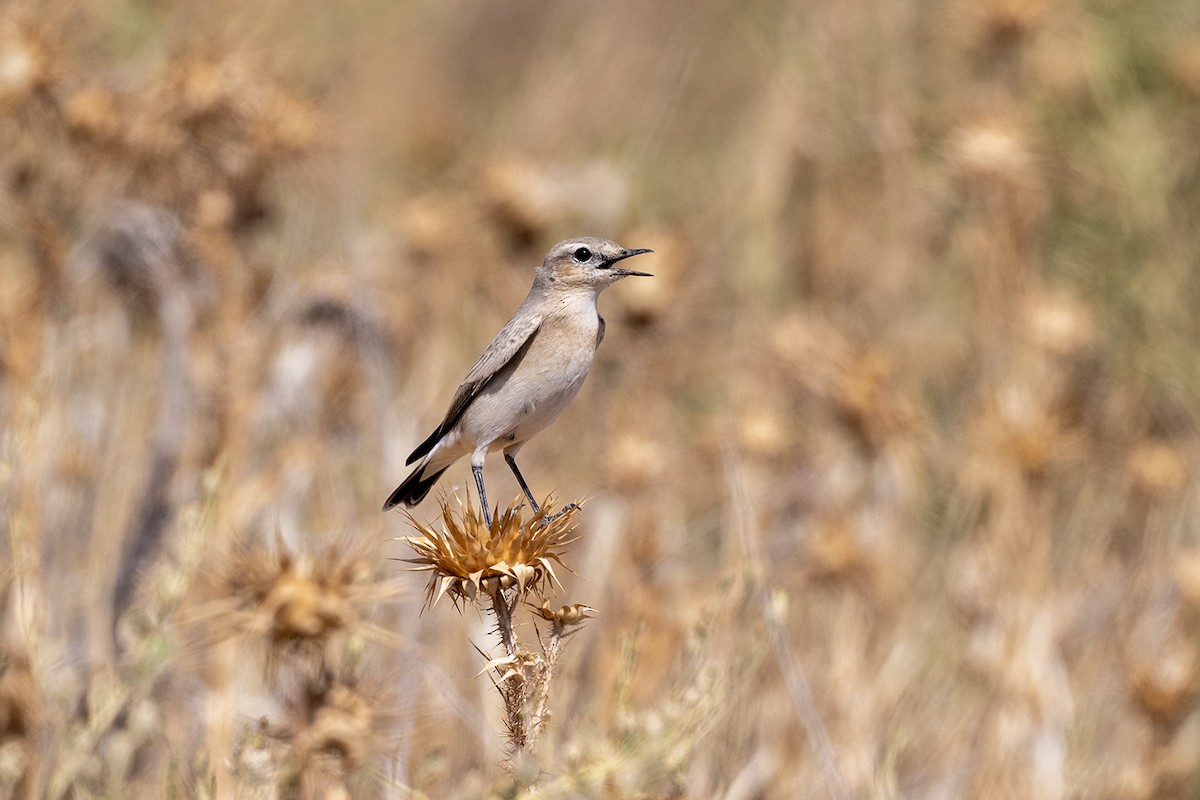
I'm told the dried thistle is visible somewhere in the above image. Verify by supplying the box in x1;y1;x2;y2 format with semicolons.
400;495;592;763
278;670;396;797
0;650;40;798
400;494;580;609
0;18;56;111
533;600;598;631
206;531;406;669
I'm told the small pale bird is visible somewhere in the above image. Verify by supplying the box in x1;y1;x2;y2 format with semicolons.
383;237;653;526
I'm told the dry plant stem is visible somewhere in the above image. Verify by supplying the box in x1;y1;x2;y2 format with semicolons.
491;587;519;657
725;446;853;800
487;586;566;759
490;587;530;754
528;625;565;741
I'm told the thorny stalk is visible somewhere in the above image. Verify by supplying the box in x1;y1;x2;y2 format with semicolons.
528;622;566;742
403;498;590;763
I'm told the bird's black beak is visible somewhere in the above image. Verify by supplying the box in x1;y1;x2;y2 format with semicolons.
608;248;653;277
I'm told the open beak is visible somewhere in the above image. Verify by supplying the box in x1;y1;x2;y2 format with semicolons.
608;247;654;277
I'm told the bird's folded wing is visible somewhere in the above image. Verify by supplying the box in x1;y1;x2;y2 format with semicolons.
406;311;543;465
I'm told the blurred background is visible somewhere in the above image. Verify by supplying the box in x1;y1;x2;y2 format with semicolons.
3;0;1200;797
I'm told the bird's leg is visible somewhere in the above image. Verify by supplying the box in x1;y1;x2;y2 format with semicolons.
503;454;578;525
504;454;541;515
473;465;493;529
547;501;580;523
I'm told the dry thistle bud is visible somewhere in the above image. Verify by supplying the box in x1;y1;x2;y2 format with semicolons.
972;0;1048;51
0;21;53;110
400;496;580;609
1128;442;1188;500
0;650;38;798
1023;289;1094;359
483;154;629;238
393;193;471;257
1127;644;1199;727
64;86;122;142
832;349;922;451
172;54;238;121
1123;585;1200;728
948;116;1035;188
534;600;598;628
606;431;667;489
768;314;919;450
970;386;1077;480
737;405;791;460
292;682;378;770
253;88;319;157
216;532;389;655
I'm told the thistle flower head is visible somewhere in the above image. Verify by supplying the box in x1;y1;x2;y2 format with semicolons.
207;531;406;665
222;535;362;645
400;495;580;609
534;600;598;629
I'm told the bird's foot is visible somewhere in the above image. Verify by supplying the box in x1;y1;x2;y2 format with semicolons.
539;502;579;527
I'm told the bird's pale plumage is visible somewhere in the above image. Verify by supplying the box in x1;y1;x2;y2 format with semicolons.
383;237;652;524
406;309;544;466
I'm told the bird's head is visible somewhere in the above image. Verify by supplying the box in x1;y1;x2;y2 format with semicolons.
537;237;653;291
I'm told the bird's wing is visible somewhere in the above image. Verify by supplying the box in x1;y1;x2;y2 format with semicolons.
406;310;543;465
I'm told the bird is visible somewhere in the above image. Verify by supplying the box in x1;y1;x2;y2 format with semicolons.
383;237;653;527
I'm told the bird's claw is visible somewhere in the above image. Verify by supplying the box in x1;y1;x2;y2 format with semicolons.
539;502;579;527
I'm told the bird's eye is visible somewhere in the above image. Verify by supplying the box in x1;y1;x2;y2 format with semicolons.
572;247;592;263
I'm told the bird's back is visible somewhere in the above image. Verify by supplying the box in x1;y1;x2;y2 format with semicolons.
456;290;601;450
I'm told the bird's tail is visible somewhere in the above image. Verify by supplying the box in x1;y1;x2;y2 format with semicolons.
382;462;450;511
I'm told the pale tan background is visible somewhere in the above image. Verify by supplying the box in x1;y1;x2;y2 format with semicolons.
3;0;1200;797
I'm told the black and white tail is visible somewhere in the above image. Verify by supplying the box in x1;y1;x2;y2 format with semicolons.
382;462;450;511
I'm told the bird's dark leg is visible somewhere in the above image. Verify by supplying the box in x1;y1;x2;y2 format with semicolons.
504;453;578;524
504;453;541;515
473;465;493;528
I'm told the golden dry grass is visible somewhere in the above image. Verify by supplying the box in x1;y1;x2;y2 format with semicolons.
3;0;1200;797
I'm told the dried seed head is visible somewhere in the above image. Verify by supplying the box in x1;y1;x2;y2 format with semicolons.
293;682;378;770
0;21;53;110
1122;583;1200;728
606;431;666;489
969;385;1078;480
400;496;580;609
0;650;38;742
1127;640;1199;727
218;532;378;651
1023;289;1094;359
973;0;1048;51
770;314;921;451
832;349;922;451
393;193;477;257
252;88;319;158
0;649;39;795
1128;442;1188;500
192;188;236;230
64;86;122;142
534;600;598;628
948;115;1035;188
737;405;791;460
483;154;629;238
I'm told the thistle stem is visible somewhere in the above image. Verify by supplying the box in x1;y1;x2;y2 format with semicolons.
491;587;518;656
528;624;565;740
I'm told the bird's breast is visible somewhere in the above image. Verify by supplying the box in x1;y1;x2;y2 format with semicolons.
458;294;602;450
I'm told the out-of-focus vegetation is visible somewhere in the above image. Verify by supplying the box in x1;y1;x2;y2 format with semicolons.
3;0;1200;796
